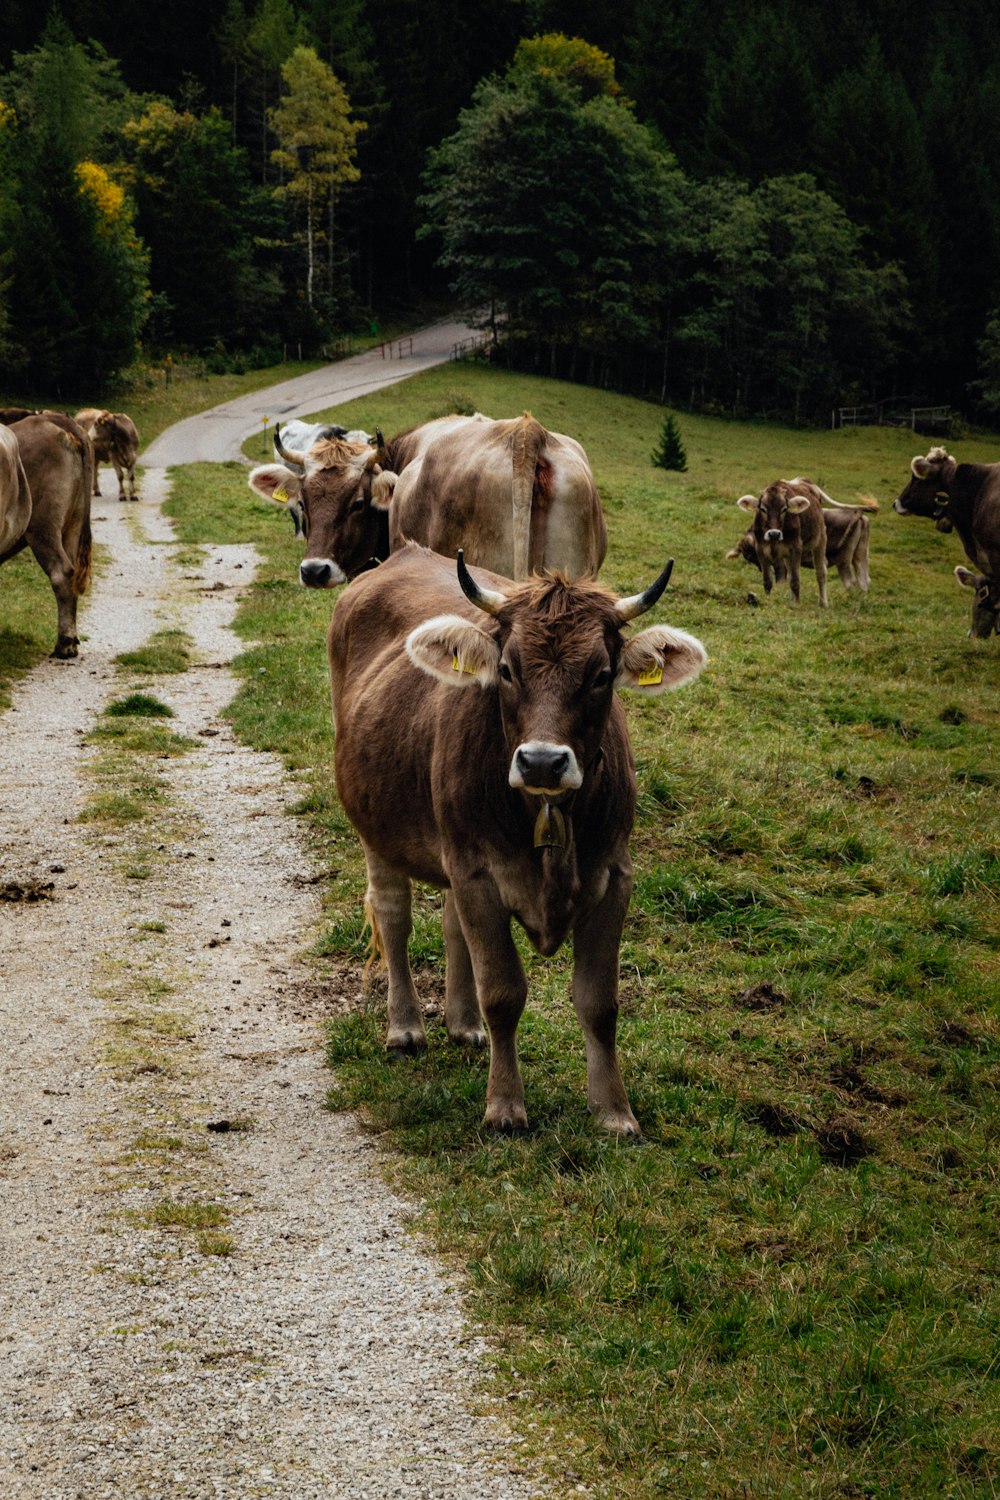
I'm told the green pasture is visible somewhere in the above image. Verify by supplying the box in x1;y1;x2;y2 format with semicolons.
8;359;1000;1497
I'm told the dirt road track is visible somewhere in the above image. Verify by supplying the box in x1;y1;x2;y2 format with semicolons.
0;458;554;1497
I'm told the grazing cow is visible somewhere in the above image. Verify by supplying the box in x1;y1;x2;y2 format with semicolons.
328;543;707;1134
248;411;607;586
75;408;140;501
954;566;1000;638
894;446;1000;638
727;498;876;591
0;425;32;556
3;415;93;658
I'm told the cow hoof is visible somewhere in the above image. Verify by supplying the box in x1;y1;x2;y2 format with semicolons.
51;642;78;660
448;1025;487;1048
385;1030;427;1058
484;1105;528;1133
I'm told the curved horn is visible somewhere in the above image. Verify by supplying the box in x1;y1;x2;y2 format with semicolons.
615;559;674;622
273;423;307;467
375;426;388;459
457;549;508;615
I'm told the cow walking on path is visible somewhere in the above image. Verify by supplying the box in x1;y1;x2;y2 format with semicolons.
1;414;93;658
250;411;607;586
894;446;1000;638
75;408;140;502
328;544;706;1135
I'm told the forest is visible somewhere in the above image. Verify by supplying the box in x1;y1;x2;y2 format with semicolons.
3;0;1000;424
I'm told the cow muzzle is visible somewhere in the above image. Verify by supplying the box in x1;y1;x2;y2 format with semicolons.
764;528;783;542
509;742;583;795
299;557;346;588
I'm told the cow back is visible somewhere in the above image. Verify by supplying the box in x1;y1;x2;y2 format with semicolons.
0;425;32;557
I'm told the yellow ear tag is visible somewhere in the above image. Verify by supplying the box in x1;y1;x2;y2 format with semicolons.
273;485;289;503
637;664;664;687
452;655;477;676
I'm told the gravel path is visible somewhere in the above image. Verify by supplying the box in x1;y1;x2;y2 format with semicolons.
0;465;555;1497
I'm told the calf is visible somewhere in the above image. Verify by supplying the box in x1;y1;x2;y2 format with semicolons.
328;544;706;1135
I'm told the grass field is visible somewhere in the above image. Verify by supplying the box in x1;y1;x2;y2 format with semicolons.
9;361;1000;1496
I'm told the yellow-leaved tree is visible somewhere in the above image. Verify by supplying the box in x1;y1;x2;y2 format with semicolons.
269;46;364;311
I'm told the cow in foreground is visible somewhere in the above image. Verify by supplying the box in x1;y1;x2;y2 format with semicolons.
329;543;707;1134
727;498;876;591
894;446;1000;639
2;415;93;658
248;411;607;585
0;425;33;558
75;408;140;502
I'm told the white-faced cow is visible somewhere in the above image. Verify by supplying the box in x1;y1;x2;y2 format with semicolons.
728;491;877;591
248;411;607;587
328;543;707;1135
75;408;140;502
3;415;93;658
894;446;1000;639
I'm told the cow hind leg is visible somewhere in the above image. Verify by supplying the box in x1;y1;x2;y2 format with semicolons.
442;891;486;1047
362;844;426;1054
813;544;828;607
28;536;79;658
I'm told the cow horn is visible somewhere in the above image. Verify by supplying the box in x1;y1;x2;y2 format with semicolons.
375;426;388;460
457;549;508;615
273;423;306;467
615;559;674;622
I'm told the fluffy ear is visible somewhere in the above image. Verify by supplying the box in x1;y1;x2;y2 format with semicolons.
955;565;981;590
911;455;933;479
248;464;302;507
617;624;707;695
737;494;758;512
370;468;398;510
785;494;811;513
405;614;500;687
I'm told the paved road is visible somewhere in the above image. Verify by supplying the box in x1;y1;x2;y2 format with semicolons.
141;316;478;467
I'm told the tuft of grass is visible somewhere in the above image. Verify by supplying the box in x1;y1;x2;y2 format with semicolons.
150;1199;229;1231
104;691;174;718
115;630;193;675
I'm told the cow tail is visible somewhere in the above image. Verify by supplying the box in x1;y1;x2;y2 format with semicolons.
512;412;543;580
73;512;93;597
825;494;880;513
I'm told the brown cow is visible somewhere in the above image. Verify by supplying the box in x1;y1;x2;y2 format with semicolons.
328;543;707;1135
248;411;607;586
75;408;140;501
3;415;93;658
894;446;1000;639
736;478;833;605
0;425;33;557
727;498;876;591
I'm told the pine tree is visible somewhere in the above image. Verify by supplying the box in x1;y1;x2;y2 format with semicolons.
652;411;687;471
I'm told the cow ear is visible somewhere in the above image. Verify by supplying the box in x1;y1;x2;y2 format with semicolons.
736;494;757;512
370;469;398;510
785;494;811;513
955;565;978;589
617;624;707;695
406;614;500;687
248;464;302;507
911;455;933;479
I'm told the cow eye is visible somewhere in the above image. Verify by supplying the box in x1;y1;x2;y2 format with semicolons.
350;496;366;513
591;668;612;691
498;661;513;683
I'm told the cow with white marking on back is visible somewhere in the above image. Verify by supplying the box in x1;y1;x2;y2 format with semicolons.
328;542;707;1135
894;445;1000;638
248;411;607;584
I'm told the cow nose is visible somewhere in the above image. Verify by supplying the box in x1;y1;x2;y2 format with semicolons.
764;528;782;542
299;558;343;588
512;743;575;791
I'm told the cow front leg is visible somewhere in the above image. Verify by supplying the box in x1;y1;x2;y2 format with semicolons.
571;865;640;1137
761;555;776;594
361;843;426;1054
453;879;528;1130
442;891;486;1047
